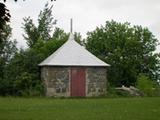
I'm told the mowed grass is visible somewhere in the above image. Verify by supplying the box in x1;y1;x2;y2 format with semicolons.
0;97;160;120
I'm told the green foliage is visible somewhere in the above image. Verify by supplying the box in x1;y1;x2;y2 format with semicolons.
0;25;13;54
38;3;55;40
0;2;10;32
52;27;69;41
22;17;39;48
22;3;56;47
3;38;66;96
136;73;158;96
86;20;160;87
0;24;17;96
74;32;84;45
14;72;43;96
0;23;67;97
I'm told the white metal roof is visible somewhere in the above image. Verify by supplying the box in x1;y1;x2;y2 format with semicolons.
39;34;110;67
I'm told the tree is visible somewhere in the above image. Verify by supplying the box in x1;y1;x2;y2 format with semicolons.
74;32;84;45
3;36;65;96
86;20;160;87
0;25;17;78
38;3;55;40
22;17;39;47
52;27;68;41
0;0;55;38
3;48;44;96
52;27;83;44
0;24;17;96
22;3;56;47
0;3;10;43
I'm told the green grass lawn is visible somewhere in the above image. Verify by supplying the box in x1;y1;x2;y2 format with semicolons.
0;97;160;120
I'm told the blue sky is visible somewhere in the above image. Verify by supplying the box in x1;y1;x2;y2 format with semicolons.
4;0;160;51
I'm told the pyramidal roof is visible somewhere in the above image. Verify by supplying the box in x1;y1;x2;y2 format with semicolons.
39;34;110;67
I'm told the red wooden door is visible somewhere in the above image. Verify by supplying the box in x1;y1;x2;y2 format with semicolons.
71;68;86;97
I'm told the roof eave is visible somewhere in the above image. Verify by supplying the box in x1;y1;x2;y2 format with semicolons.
38;64;110;67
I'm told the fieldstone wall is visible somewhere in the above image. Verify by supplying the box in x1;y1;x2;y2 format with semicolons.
86;67;107;97
41;67;70;97
41;66;107;97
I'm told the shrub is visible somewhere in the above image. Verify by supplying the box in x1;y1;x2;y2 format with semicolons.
136;73;156;96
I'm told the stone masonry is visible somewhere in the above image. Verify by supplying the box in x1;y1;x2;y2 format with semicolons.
41;66;70;97
41;66;107;97
86;67;107;97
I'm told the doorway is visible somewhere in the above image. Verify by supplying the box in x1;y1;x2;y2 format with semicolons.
71;67;86;97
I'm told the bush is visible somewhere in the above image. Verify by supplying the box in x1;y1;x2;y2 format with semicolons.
136;73;157;96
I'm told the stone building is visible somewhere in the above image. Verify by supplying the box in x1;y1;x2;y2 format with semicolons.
39;34;110;97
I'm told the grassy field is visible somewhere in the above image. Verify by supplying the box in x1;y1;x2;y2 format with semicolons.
0;97;160;120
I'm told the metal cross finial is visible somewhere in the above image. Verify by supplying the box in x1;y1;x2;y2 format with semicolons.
70;18;73;33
